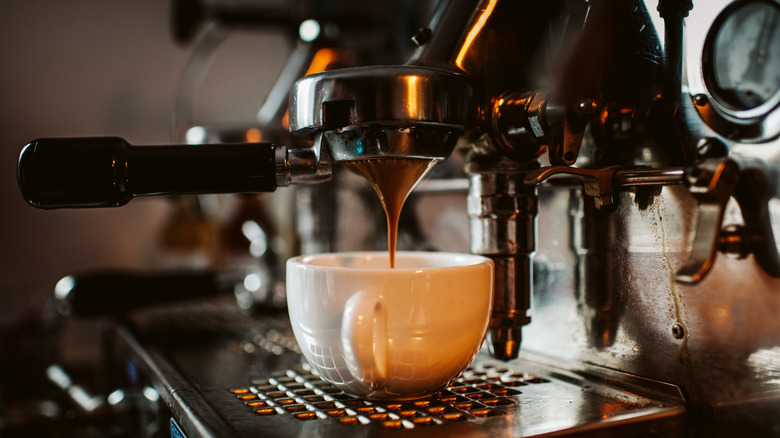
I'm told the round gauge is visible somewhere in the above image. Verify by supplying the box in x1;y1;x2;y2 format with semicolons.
707;1;780;111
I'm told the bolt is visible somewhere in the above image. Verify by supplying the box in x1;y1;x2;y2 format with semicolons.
719;224;750;259
697;137;727;159
696;139;713;156
574;98;603;117
671;323;685;339
411;28;432;46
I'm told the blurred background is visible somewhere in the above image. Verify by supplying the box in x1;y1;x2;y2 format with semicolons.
0;0;294;432
0;0;296;347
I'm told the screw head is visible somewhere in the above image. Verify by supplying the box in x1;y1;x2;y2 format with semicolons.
671;323;685;339
411;28;432;46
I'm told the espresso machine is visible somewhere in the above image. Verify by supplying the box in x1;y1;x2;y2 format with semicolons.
14;0;780;436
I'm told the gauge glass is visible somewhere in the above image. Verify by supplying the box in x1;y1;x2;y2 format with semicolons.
710;1;780;111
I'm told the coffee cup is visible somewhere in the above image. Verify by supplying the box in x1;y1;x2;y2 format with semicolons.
286;251;494;400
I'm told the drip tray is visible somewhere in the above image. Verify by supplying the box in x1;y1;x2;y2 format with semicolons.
232;363;544;428
210;359;688;437
119;300;688;437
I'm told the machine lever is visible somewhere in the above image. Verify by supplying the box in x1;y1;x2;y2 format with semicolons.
677;158;780;283
676;158;740;283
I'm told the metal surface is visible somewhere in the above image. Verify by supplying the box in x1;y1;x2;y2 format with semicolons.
289;65;474;162
523;185;780;434
115;297;689;438
466;159;538;361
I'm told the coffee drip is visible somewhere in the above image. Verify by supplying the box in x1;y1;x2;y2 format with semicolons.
343;157;438;268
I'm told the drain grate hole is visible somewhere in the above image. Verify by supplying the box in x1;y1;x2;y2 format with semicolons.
368;413;390;421
382;420;404;429
275;398;296;406
293;412;318;421
442;412;467;422
255;408;278;416
325;409;347;417
337;417;359;426
412;417;436;426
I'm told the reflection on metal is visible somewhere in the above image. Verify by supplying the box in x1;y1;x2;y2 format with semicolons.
116;299;689;437
454;0;498;69
570;190;623;349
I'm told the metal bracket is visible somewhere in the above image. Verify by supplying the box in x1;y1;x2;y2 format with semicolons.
676;158;780;283
524;165;622;209
676;158;740;283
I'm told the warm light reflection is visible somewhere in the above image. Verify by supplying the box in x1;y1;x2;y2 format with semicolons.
599;400;632;419
455;0;499;69
245;128;262;143
406;75;420;118
305;48;340;77
283;48;344;132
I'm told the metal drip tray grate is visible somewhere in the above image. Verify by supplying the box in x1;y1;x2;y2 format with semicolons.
230;363;550;429
122;301;688;436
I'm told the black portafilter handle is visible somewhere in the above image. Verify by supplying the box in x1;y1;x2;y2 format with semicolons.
17;137;278;209
54;270;226;317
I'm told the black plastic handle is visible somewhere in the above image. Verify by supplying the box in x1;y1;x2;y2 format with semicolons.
17;137;278;209
54;269;226;317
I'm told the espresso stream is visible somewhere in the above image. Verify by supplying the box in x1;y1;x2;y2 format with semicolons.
343;157;438;268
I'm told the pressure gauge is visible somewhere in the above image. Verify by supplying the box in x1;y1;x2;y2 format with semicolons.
687;0;780;142
707;1;780;111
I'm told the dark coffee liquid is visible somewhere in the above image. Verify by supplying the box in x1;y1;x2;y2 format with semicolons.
343;157;437;268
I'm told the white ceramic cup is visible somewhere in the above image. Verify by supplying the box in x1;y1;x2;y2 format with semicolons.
286;251;494;400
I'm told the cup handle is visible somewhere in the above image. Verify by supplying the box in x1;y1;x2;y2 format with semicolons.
341;291;388;390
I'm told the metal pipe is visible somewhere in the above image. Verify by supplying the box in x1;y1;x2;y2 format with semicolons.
467;162;537;360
